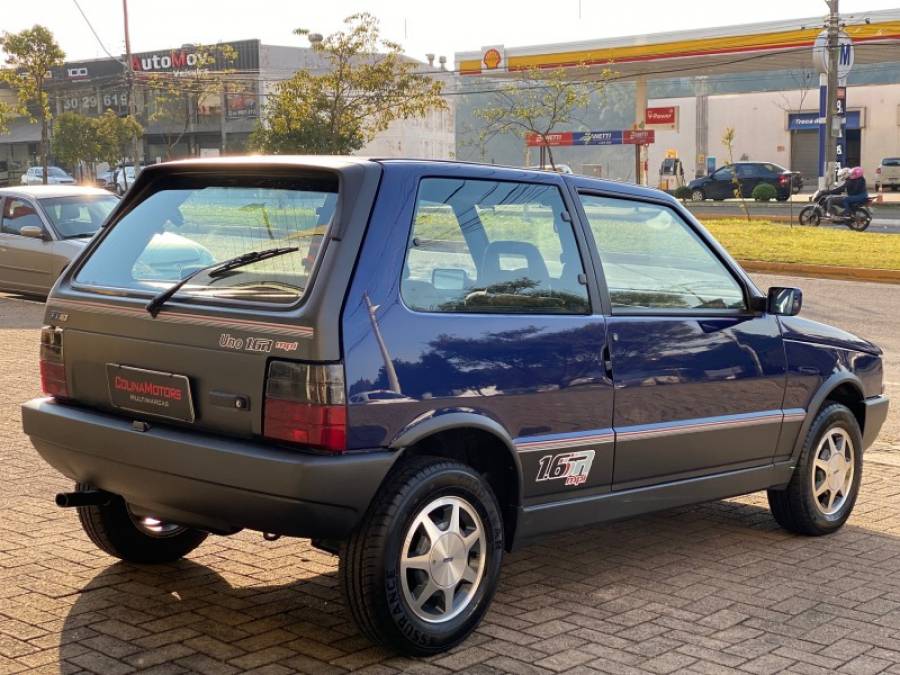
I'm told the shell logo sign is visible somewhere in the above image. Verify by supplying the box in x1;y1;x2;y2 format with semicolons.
481;45;506;72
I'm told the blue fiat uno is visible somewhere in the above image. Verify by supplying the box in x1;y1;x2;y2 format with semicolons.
23;157;888;654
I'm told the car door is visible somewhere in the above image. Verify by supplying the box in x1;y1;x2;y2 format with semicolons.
708;166;735;199
735;164;759;197
0;197;54;292
575;192;787;489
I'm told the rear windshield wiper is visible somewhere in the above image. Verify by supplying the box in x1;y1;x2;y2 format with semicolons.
145;246;298;317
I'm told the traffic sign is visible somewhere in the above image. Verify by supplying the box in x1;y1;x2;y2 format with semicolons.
813;30;854;81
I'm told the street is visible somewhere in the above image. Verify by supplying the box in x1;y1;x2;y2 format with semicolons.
688;202;900;233
1;275;899;674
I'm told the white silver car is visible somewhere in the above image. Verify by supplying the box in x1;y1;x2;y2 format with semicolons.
20;166;76;186
0;186;215;296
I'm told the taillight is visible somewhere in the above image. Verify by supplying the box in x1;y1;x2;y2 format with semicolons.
877;167;882;175
39;326;68;398
779;175;789;185
263;361;347;453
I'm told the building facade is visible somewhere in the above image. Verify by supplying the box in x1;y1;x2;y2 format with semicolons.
0;39;455;181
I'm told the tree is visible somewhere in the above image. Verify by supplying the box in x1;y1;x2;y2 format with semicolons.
141;43;236;159
0;26;65;184
96;109;142;170
53;112;101;179
721;127;751;222
472;65;609;169
251;13;446;155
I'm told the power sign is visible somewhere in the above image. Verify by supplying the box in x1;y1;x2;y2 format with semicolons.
813;30;854;82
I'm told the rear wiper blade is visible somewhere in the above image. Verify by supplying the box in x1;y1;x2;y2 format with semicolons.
145;246;298;317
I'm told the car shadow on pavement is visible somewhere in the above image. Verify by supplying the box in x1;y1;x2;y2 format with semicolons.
56;488;900;672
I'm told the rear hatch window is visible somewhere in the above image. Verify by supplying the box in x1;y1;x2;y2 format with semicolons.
74;173;338;307
882;158;900;167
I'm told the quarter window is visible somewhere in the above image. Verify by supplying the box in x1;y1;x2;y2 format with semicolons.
402;178;589;314
579;195;745;311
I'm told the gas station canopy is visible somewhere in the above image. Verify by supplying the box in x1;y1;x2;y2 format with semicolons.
456;9;900;80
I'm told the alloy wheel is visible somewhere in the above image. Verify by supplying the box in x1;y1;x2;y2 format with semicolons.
811;427;855;516
400;495;486;623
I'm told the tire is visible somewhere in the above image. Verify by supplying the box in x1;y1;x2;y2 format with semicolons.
776;195;789;202
798;205;821;226
767;403;863;536
691;189;705;202
340;457;504;656
75;483;208;563
847;208;871;232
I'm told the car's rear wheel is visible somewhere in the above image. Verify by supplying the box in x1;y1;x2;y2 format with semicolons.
74;483;208;563
340;457;503;655
767;403;862;535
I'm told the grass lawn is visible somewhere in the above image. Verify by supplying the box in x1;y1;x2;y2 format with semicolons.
701;219;900;270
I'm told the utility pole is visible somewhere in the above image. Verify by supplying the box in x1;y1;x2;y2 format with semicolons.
824;0;839;186
122;0;140;182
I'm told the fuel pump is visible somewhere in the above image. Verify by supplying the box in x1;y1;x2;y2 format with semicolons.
658;155;685;192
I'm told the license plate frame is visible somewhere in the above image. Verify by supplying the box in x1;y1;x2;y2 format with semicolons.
106;364;195;423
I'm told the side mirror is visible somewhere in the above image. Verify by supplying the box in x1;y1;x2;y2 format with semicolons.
767;286;802;316
19;225;46;240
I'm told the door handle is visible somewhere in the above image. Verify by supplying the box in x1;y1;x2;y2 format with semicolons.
602;344;614;380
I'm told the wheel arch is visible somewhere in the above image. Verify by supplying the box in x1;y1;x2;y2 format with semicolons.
389;411;522;551
792;373;866;461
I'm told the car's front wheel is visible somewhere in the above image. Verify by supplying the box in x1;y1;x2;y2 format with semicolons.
340;457;504;655
768;403;863;535
691;189;705;202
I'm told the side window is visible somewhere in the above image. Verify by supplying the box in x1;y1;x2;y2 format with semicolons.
402;177;589;314
713;166;734;181
1;199;44;235
580;195;746;312
735;164;755;179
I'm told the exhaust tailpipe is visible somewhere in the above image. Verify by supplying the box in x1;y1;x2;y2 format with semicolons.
55;490;114;508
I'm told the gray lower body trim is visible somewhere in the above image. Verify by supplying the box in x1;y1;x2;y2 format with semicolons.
514;461;795;546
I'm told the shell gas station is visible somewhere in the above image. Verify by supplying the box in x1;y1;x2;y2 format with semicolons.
454;9;900;190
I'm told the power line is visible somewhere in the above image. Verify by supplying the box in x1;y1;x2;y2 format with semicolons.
70;0;126;66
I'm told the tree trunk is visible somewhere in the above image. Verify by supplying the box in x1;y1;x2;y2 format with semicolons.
40;111;48;185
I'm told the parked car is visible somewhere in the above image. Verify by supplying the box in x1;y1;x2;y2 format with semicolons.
875;157;900;191
0;185;212;296
688;161;802;201
112;163;146;195
20;166;76;186
23;158;888;656
94;169;116;191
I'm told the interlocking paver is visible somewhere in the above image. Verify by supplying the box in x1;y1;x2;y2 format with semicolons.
3;290;900;674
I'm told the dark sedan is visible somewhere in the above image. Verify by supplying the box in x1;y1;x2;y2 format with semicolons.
689;162;802;201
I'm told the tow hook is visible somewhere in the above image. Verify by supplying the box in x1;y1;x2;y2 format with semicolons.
55;490;113;508
263;532;281;541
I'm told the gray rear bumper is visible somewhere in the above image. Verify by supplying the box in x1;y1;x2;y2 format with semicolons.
22;398;397;538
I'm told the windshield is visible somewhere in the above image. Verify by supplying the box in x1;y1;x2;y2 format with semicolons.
74;174;338;306
41;195;118;238
48;167;68;177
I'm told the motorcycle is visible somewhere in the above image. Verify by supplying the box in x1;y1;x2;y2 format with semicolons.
798;189;873;231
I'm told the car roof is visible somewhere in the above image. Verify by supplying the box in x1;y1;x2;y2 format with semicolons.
0;185;114;199
135;155;675;204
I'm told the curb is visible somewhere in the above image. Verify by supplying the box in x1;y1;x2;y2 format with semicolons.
738;259;900;284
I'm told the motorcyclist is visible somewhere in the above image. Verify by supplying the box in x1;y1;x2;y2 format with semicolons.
823;167;850;214
828;166;869;214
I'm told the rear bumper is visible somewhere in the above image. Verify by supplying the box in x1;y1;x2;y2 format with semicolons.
22;398;399;538
863;395;890;450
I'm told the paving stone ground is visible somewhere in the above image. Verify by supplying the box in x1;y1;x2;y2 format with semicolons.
3;291;900;674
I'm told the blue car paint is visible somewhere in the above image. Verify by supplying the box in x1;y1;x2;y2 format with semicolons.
341;160;884;506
